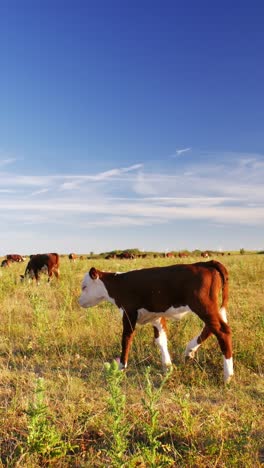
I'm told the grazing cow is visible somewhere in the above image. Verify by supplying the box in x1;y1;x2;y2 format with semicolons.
117;252;135;259
165;252;175;258
6;254;25;262
178;252;188;258
79;260;233;383
69;253;78;261
1;259;11;268
201;252;209;258
20;253;60;283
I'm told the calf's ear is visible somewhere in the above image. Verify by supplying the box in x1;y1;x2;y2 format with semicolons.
89;267;99;280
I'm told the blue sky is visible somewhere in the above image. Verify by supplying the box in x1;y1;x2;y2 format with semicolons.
0;1;264;254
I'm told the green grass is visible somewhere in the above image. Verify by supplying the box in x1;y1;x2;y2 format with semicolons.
0;254;263;466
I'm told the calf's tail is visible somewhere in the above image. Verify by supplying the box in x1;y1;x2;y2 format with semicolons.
209;260;229;309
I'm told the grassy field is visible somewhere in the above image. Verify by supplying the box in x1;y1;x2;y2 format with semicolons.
0;254;263;467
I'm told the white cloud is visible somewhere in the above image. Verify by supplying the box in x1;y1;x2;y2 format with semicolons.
89;163;143;181
59;181;82;191
0;195;263;227
133;172;157;196
30;188;50;196
79;216;166;228
175;147;192;156
0;189;16;193
1;151;264;253
0;158;17;167
0;163;143;189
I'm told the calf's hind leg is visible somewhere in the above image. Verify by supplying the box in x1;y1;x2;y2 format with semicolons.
211;319;233;383
184;324;212;359
53;268;60;279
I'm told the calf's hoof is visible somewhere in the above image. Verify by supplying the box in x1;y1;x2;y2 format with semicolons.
184;351;196;362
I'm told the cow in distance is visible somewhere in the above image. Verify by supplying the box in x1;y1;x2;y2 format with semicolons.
20;253;60;284
7;254;25;262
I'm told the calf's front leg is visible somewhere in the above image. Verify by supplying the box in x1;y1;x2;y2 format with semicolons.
153;318;172;370
119;311;137;370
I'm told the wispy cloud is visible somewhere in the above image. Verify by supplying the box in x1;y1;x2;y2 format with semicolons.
133;172;157;196
174;147;192;156
86;163;143;181
30;188;50;196
0;152;264;240
0;189;16;193
0;197;263;227
59;181;82;191
0;163;143;190
0;158;17;167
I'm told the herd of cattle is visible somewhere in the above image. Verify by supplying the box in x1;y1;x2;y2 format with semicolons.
1;250;226;272
0;250;229;278
1;251;234;382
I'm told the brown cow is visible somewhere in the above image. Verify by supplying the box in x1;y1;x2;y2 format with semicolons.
7;254;25;262
201;252;210;258
79;260;233;383
117;252;135;259
69;253;78;261
165;252;175;258
20;253;60;283
1;259;11;268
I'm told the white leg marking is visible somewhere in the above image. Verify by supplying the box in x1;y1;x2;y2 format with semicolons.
184;336;201;359
220;307;228;323
153;320;172;368
118;361;127;371
224;357;233;383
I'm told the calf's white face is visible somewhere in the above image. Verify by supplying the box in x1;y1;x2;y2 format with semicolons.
79;273;108;308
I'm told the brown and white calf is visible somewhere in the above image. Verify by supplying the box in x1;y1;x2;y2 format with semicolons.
20;253;60;283
79;260;233;383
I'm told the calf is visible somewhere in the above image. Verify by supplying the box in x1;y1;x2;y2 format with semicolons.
1;259;11;268
20;253;60;283
79;260;233;383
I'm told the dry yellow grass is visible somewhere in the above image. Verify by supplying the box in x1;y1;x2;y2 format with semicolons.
0;254;263;466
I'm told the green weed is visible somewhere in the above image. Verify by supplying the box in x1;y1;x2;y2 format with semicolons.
104;360;130;467
136;367;175;467
23;377;72;463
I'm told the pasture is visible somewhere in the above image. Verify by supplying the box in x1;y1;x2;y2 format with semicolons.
0;254;263;467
